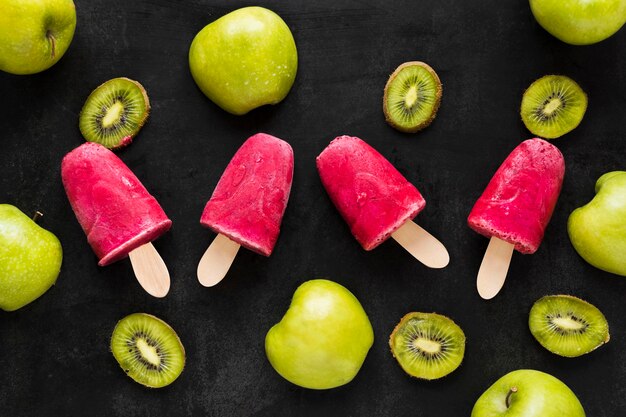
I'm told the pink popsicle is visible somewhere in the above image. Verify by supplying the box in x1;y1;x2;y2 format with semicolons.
316;135;426;251
468;138;565;254
61;143;172;266
200;133;294;257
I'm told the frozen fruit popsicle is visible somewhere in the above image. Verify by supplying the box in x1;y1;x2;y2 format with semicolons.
316;135;449;268
468;138;565;299
197;133;294;287
61;142;172;297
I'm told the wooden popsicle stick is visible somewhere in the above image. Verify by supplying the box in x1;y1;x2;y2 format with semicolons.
476;237;515;300
391;220;450;268
197;233;241;287
128;242;171;298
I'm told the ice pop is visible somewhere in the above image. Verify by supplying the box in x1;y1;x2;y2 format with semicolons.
468;138;565;299
197;133;294;286
316;135;449;268
61;142;171;297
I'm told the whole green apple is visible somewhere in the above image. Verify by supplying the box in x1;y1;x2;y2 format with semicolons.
265;279;374;389
568;171;626;276
529;0;626;45
188;6;298;115
0;205;62;311
0;0;77;75
472;369;585;417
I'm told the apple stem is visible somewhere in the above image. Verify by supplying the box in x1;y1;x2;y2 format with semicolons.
506;387;518;408
46;31;56;59
32;211;43;223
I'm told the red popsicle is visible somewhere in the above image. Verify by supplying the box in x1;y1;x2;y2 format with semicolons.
197;133;294;286
316;135;449;267
468;138;565;299
62;143;171;297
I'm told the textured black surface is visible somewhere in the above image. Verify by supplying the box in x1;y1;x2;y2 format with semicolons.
1;1;626;415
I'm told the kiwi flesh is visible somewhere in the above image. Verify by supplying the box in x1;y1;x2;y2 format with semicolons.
529;295;609;358
520;75;587;139
79;77;150;149
383;61;442;133
389;312;465;380
110;313;185;388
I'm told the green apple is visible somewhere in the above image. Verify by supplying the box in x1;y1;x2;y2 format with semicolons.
265;279;374;389
0;205;62;311
472;369;586;417
0;0;76;75
188;6;298;115
568;171;626;276
529;0;626;45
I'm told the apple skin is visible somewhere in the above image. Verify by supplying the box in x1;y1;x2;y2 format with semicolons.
188;6;298;115
265;279;374;390
472;369;586;417
529;0;626;45
0;0;77;75
0;205;62;311
568;171;626;276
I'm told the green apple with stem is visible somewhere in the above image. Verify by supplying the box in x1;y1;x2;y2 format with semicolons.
265;279;374;389
568;171;626;276
529;0;626;45
0;205;62;311
189;6;298;115
472;369;585;417
0;0;77;75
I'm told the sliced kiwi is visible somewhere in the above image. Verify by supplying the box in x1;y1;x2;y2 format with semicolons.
110;313;185;388
520;75;587;139
529;295;609;358
383;61;442;133
389;312;465;380
79;77;150;149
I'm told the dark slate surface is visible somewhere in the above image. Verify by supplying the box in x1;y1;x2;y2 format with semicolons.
1;1;625;415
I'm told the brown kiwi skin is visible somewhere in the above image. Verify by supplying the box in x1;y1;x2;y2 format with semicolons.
79;77;151;150
388;312;408;366
382;61;443;133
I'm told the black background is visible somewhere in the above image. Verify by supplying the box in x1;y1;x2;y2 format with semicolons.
1;1;625;416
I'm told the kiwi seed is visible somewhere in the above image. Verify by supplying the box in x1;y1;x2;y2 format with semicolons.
79;77;150;149
520;75;587;139
529;295;609;358
110;313;185;388
382;61;442;133
389;312;465;380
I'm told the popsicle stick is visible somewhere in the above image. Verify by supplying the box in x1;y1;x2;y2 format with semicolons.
391;220;450;268
197;233;241;287
476;237;514;300
128;242;171;298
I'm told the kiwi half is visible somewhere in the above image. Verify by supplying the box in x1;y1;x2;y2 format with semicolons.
529;295;609;358
520;75;587;139
389;312;465;380
79;77;150;149
383;61;442;133
110;313;185;388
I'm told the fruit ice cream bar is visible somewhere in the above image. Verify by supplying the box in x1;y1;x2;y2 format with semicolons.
316;135;426;251
200;133;294;257
61;142;171;266
468;138;565;254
